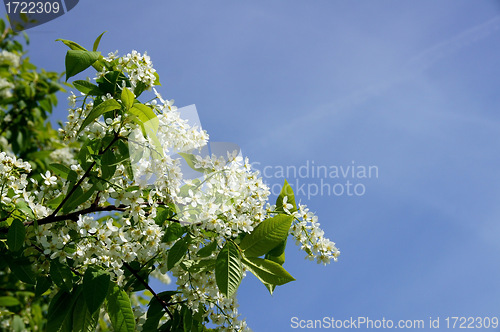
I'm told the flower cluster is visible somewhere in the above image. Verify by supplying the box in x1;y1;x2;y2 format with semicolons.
2;44;339;331
0;50;20;68
290;204;340;265
0;152;30;205
0;77;14;99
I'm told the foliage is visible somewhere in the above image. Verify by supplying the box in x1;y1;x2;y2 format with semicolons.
0;24;340;331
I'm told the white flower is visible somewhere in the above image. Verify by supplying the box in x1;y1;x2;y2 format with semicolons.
41;171;57;186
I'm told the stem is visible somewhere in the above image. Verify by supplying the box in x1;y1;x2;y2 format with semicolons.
51;133;120;216
24;204;128;227
122;262;173;320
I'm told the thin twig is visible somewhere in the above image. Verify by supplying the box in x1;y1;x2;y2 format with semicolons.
122;262;174;319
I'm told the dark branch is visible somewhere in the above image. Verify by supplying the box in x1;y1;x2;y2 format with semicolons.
122;262;174;319
25;204;128;227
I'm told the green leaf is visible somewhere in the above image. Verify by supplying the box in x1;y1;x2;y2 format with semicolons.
35;276;52;297
72;292;99;332
129;104;158;130
265;238;287;265
73;80;102;95
154;205;175;226
102;148;118;180
241;256;295;292
178;152;205;173
197;240;217;257
7;258;35;284
7;218;25;252
93;31;107;52
153;72;161;86
15;200;34;219
215;241;243;298
183;306;193;332
186;258;216;274
12;315;25;332
163;222;186;243
50;260;73;291
0;296;20;307
62;184;97;214
121;88;135;111
97;71;128;95
78;99;120;134
83;267;110;314
143;291;178;331
276;179;297;213
129;104;163;157
47;289;75;332
239;215;293;257
167;237;189;270
46;194;64;209
106;283;136;332
65;50;101;81
48;163;71;179
56;39;87;51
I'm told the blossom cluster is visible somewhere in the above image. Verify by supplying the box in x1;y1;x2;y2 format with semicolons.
0;152;30;205
0;50;20;68
0;77;14;99
3;46;339;331
290;204;340;265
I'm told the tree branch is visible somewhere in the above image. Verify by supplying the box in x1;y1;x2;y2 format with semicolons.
122;262;174;320
25;204;128;227
51;133;120;216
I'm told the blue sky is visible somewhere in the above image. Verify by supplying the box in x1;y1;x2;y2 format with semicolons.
6;1;500;330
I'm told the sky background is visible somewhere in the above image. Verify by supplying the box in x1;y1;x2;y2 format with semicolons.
4;1;500;330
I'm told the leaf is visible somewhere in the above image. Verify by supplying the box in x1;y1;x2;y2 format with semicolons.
183;306;193;332
83;267;110;314
56;39;87;51
186;259;216;274
73;80;102;95
163;222;186;243
265;238;287;265
276;179;297;213
121;88;135;111
154;205;175;226
7;257;35;284
197;240;217;257
12;315;25;332
50;260;73;291
102;148;118;180
35;276;52;297
239;215;293;257
93;31;107;52
178;153;205;173
7;218;25;252
129;104;163;157
72;292;99;332
97;71;128;95
129;104;158;130
15;200;34;219
62;184;97;214
106;283;136;332
215;241;243;298
143;291;178;331
167;237;189;270
241;256;295;292
65;50;101;81
48;163;71;179
78;99;120;134
0;296;20;307
47;289;75;332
